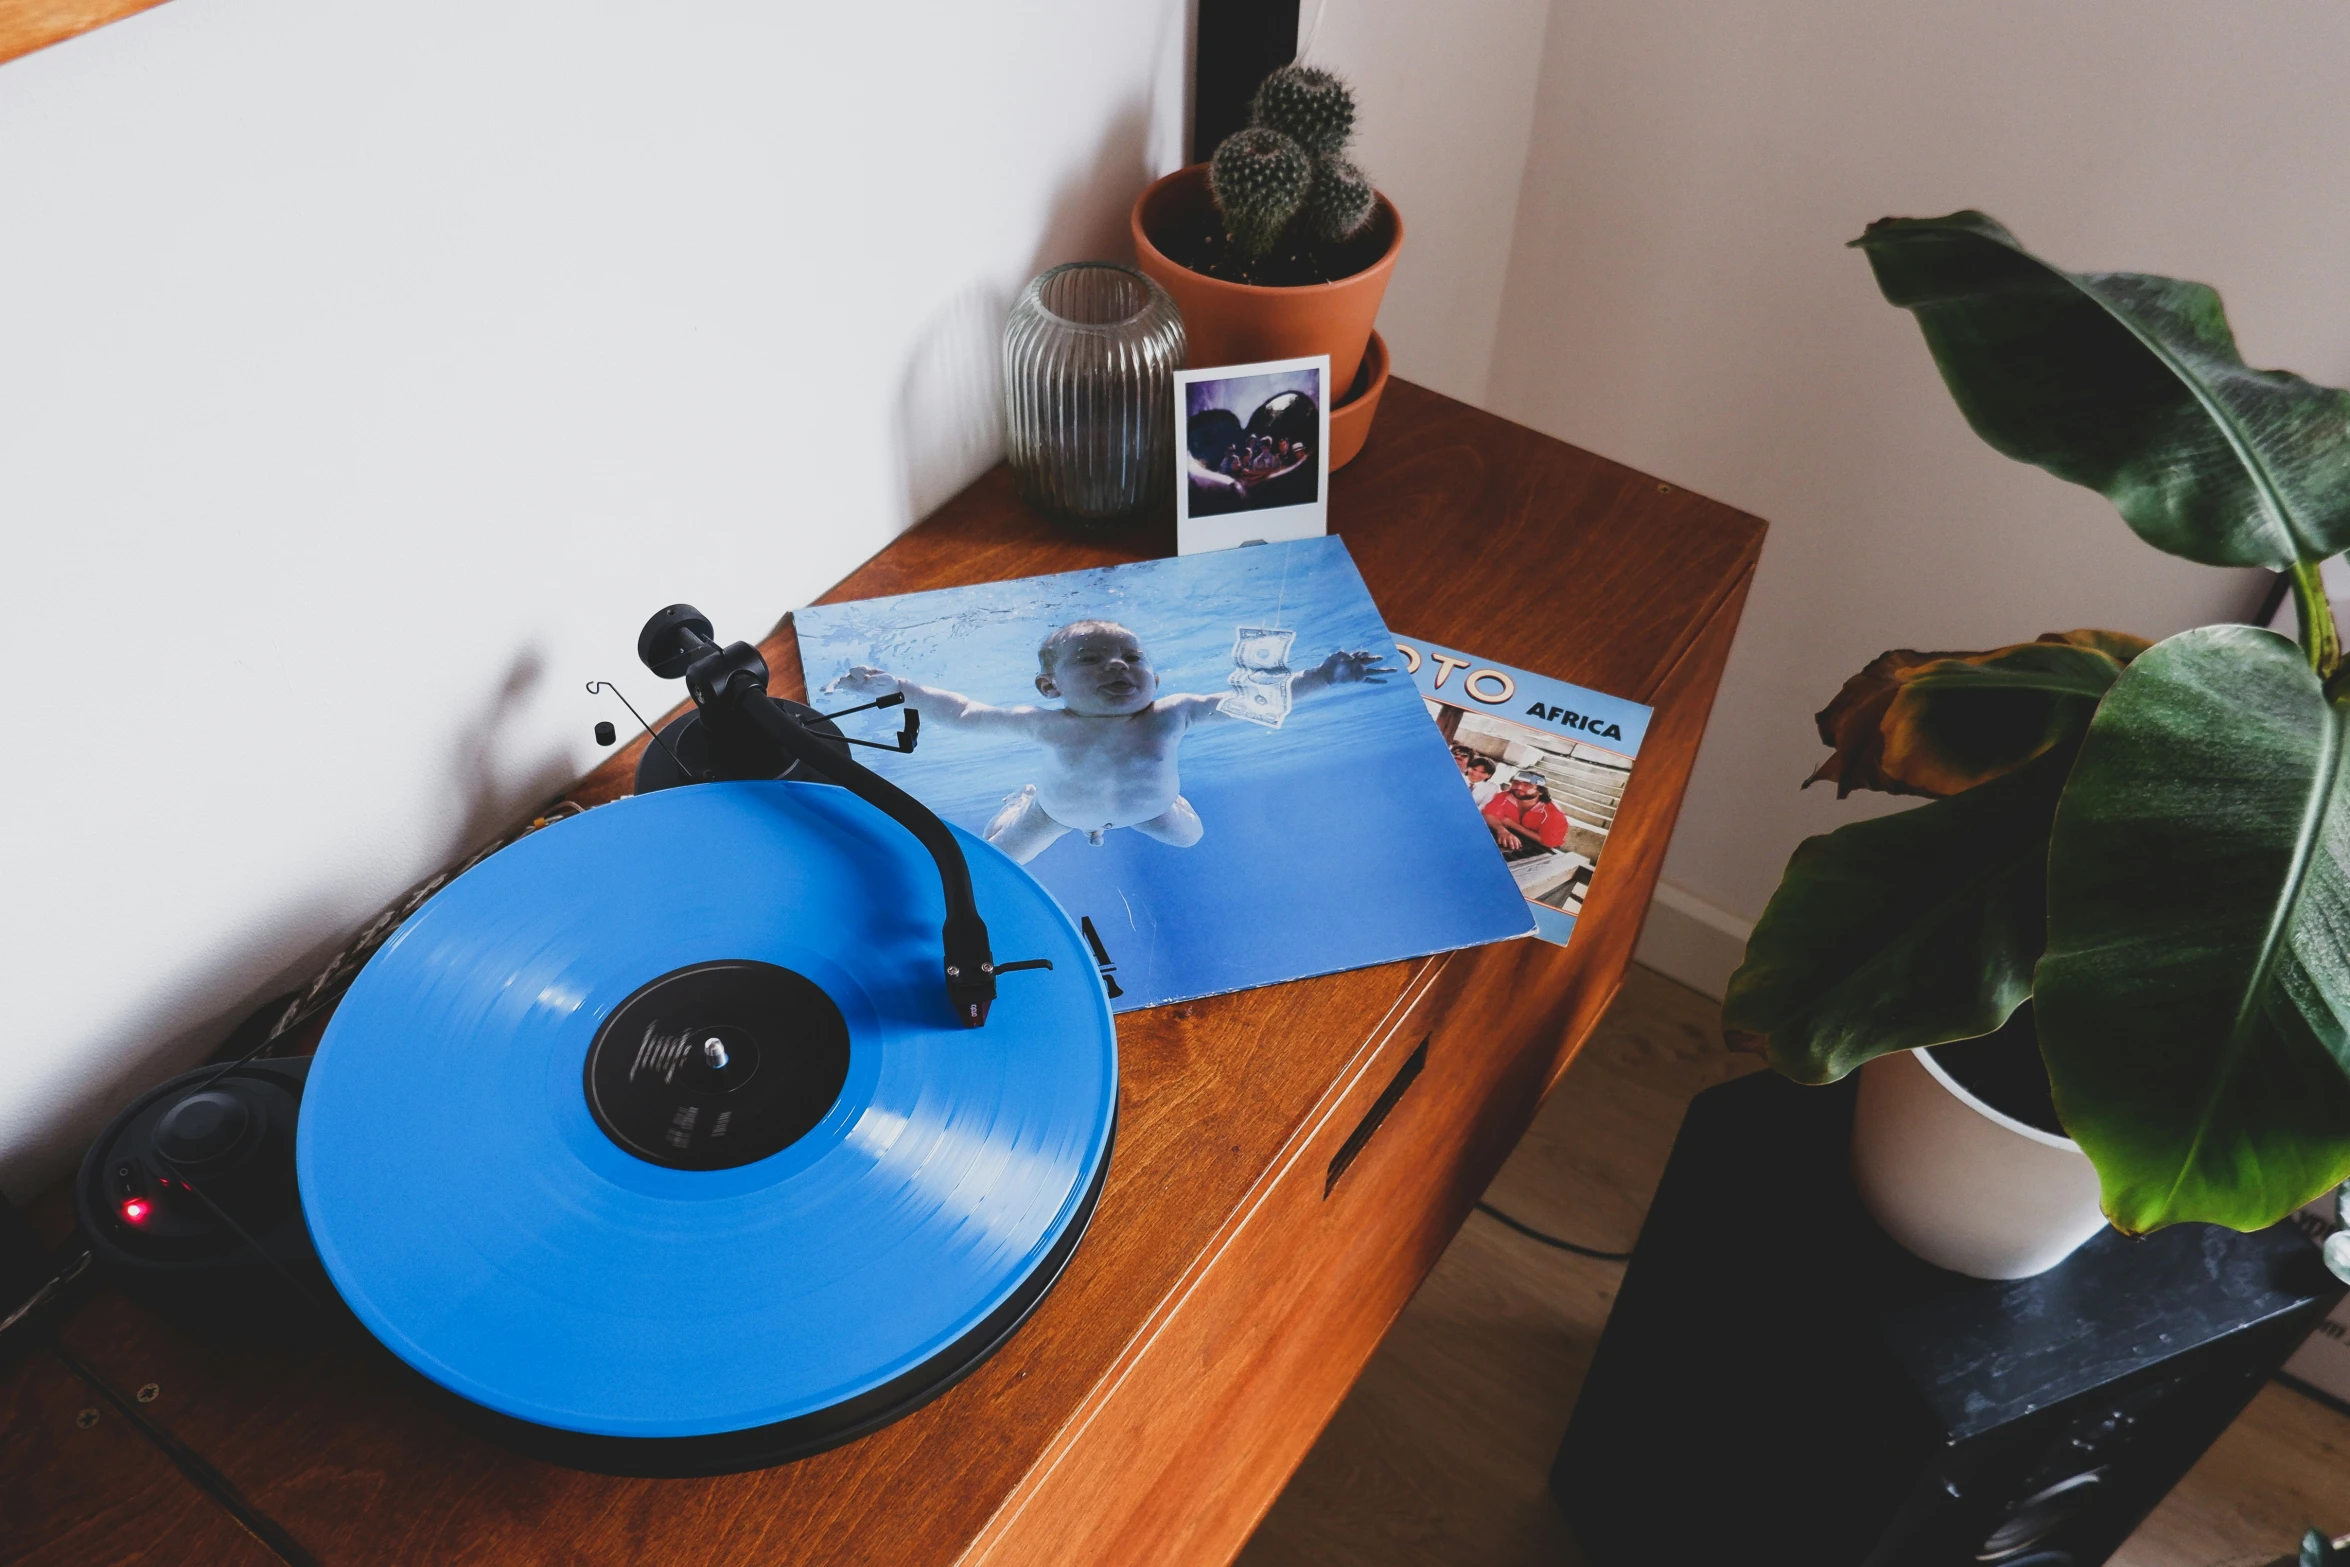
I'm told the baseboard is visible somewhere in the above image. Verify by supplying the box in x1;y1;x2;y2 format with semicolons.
1632;880;1753;1002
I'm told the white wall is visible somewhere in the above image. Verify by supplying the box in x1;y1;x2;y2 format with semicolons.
1310;0;1551;405
1486;0;2350;982
0;1;1548;1201
0;0;1200;1200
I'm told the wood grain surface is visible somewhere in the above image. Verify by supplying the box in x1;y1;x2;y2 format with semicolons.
3;1347;281;1566
0;0;165;66
1239;964;1760;1567
8;379;1764;1566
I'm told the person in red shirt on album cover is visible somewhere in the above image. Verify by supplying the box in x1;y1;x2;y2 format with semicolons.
1483;773;1571;856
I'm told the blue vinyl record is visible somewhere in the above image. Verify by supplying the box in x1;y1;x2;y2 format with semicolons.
297;781;1116;1471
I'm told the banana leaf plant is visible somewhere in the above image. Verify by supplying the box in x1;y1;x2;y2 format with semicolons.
1722;211;2350;1237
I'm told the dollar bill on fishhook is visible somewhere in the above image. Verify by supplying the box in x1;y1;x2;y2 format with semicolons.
1220;626;1296;727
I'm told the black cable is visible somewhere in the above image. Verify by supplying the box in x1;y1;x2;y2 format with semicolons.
56;1344;320;1567
156;1159;336;1320
1473;1201;1633;1262
586;679;701;781
43;805;584;1355
0;1246;91;1348
181;802;584;1101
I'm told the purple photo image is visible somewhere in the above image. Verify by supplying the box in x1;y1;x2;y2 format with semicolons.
1184;366;1322;516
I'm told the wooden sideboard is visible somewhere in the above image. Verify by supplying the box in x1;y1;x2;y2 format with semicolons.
3;379;1763;1566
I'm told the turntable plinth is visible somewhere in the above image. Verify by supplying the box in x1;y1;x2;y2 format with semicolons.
12;379;1762;1566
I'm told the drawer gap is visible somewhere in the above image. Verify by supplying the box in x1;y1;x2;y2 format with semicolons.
1325;1037;1428;1198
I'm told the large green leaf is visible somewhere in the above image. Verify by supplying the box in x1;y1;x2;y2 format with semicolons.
2037;624;2350;1233
1725;748;2070;1083
1853;212;2350;569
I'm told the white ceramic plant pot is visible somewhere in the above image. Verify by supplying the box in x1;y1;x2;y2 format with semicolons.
1849;1047;2109;1280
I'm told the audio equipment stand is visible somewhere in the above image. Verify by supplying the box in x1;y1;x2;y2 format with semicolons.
1552;1071;2342;1567
10;378;1767;1567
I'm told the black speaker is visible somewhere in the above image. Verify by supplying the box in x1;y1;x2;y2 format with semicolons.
1552;1071;2341;1567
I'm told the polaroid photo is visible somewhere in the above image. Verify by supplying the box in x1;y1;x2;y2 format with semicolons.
1175;354;1331;555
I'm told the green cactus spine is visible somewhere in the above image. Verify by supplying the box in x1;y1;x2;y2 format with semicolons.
1207;63;1375;272
1209;127;1313;263
1300;155;1374;243
1251;65;1355;158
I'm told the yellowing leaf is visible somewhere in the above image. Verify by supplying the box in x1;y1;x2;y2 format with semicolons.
1807;632;2146;798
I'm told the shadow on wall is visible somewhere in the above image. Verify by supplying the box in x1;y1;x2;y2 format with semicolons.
896;285;1008;524
1027;97;1155;278
890;98;1160;527
21;85;1179;1204
3;648;575;1204
445;647;577;863
14;890;359;1207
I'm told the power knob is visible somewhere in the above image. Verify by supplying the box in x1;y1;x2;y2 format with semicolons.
155;1088;263;1175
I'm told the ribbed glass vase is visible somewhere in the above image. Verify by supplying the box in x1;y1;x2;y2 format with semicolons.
1003;262;1187;529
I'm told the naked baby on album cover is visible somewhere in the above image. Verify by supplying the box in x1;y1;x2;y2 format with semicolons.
792;537;1533;1011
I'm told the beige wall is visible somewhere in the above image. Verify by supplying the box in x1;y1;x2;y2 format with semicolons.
1485;0;2350;944
1313;0;1553;405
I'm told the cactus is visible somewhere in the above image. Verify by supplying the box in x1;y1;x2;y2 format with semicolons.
1210;127;1313;263
1252;65;1354;157
1207;64;1377;274
1299;154;1374;244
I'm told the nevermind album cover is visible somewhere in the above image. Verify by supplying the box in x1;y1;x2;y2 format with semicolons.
1399;637;1651;947
792;537;1534;1011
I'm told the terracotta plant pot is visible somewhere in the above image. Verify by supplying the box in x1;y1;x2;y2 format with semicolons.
1131;164;1402;394
1327;330;1388;472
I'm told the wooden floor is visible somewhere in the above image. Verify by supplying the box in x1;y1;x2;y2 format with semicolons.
1236;964;2350;1567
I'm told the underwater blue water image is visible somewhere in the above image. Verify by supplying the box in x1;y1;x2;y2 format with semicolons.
793;537;1532;1010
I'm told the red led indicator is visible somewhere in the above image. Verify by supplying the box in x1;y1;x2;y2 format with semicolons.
120;1198;150;1223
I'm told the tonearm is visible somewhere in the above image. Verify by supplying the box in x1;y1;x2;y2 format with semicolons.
634;604;998;1028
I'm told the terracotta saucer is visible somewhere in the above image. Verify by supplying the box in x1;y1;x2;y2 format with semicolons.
1329;330;1389;472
